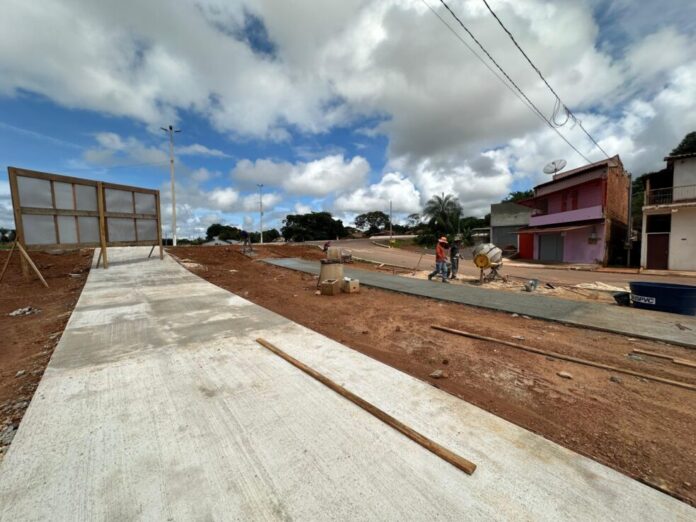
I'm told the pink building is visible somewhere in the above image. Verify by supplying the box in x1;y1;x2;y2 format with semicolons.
517;156;630;265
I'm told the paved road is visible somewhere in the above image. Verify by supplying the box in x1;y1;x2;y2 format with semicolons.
1;248;691;520
311;239;696;286
267;258;696;348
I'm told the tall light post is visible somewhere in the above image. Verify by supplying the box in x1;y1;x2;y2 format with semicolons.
257;183;264;244
161;125;181;245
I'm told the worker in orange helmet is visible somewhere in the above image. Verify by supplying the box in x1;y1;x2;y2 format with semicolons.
428;236;450;283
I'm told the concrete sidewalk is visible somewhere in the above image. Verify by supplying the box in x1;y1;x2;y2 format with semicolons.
1;248;692;520
266;258;696;348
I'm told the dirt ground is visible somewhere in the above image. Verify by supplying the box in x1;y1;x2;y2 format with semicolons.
171;244;696;506
0;248;92;461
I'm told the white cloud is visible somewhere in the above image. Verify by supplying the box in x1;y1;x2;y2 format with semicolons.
83;132;168;166
334;172;421;214
232;154;370;196
177;143;230;157
2;0;696;230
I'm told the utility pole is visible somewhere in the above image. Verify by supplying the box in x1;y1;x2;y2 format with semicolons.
257;184;264;244
161;125;181;246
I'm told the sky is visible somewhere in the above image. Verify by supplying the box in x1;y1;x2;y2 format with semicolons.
1;0;695;238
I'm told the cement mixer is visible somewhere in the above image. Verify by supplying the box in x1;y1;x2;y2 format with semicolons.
472;243;507;283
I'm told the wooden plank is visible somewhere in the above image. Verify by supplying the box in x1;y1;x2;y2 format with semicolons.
0;241;16;283
96;182;109;269
255;337;477;475
631;349;674;361
101;180;158;195
16;242;49;288
632;349;696;369
431;325;696;392
674;358;696;369
8;166;99;187
7;168;29;277
20;207;100;218
23;242;101;250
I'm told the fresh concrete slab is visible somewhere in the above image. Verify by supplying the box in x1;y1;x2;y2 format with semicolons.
0;248;692;520
266;257;696;349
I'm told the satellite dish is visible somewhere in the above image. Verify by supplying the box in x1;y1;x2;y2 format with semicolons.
543;159;567;175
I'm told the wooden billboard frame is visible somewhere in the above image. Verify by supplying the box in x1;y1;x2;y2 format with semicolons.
7;166;164;270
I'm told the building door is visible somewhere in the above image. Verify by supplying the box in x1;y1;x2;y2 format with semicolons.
538;233;564;262
646;234;669;269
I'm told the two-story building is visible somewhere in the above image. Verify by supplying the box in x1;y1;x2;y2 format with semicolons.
517;156;630;265
640;153;696;271
489;202;532;257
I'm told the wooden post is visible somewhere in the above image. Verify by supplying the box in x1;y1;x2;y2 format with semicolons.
0;241;16;283
16;242;49;288
96;182;109;269
155;190;164;259
256;338;477;475
7;168;29;278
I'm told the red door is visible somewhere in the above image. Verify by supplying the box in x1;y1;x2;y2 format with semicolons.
518;233;533;259
646;233;669;269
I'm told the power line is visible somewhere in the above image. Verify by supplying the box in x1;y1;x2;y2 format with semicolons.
418;0;543;123
480;0;611;159
432;0;591;163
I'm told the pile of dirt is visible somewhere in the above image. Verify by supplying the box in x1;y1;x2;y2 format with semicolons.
0;248;93;462
170;244;696;506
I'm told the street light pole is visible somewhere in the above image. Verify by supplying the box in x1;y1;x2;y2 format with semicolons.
257;183;264;244
161;125;181;246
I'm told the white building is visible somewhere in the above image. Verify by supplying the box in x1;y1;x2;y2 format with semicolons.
640;153;696;271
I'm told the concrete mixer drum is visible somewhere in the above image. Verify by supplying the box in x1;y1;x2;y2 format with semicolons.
471;243;506;283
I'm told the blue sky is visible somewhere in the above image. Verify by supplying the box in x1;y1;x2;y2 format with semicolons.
1;0;695;238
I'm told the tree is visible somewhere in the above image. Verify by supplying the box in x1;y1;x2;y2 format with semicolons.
422;193;462;234
406;213;421;228
670;131;696;156
354;211;390;235
0;228;9;243
502;190;533;202
206;223;225;240
281;212;347;242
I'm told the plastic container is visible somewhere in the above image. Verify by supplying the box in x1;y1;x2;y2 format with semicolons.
629;281;696;316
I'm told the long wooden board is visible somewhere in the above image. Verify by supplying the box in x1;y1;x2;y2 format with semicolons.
255;338;477;475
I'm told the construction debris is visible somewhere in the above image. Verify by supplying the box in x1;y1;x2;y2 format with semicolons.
8;307;40;317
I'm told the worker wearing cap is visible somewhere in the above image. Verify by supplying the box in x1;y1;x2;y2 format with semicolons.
428;236;449;283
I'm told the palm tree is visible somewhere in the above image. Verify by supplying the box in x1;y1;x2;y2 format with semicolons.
423;193;462;235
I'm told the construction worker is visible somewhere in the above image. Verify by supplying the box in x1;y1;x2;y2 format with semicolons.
449;238;462;279
428;236;449;283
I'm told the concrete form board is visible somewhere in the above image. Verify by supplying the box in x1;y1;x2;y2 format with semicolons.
0;248;691;521
266;258;696;348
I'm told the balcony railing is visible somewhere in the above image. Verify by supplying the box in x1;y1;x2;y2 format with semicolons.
645;184;696;205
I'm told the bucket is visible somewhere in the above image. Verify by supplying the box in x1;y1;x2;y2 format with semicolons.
319;261;344;284
629;281;696;316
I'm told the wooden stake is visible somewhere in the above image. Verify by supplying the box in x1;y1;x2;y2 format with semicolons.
96;181;108;269
0;241;17;283
16;242;49;288
632;349;696;369
256;338;477;475
431;325;696;392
